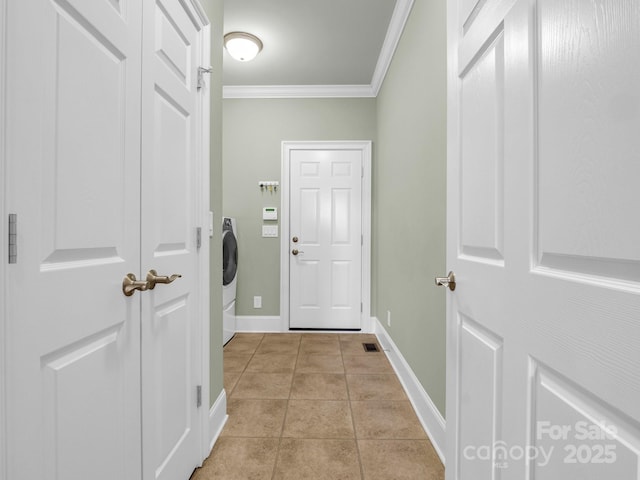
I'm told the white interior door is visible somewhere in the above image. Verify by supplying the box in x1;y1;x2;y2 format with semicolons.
446;0;640;478
4;0;209;478
285;142;369;330
5;1;143;479
140;1;207;478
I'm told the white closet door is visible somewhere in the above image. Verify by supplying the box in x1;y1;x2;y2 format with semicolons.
140;0;207;478
5;1;143;479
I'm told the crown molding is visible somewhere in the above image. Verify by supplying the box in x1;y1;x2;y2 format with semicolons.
370;0;415;96
222;0;414;99
223;84;376;99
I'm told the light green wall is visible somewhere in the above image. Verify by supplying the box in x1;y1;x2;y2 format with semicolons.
222;98;377;316
201;0;224;407
220;0;447;418
375;0;447;416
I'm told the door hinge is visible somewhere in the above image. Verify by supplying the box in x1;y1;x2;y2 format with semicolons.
8;214;17;264
196;227;202;249
361;166;364;178
196;385;202;408
197;66;212;91
360;302;363;313
361;234;363;246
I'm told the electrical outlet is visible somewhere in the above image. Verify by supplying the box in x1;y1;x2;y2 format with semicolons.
253;296;262;309
387;310;391;327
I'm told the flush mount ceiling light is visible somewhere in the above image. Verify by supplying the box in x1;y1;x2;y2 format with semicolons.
224;32;263;62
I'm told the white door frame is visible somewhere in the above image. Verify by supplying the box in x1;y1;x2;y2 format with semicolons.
0;0;7;477
280;141;372;332
191;0;211;461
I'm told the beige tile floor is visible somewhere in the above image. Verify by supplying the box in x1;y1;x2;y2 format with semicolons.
191;333;444;480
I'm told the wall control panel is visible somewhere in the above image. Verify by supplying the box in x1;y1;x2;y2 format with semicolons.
263;207;278;221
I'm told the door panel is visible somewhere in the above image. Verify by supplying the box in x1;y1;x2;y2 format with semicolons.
5;0;142;478
460;31;504;263
530;362;640;478
141;0;203;478
331;189;353;244
300;188;321;243
42;329;131;480
331;261;351;307
288;147;363;329
152;296;191;463
43;3;129;261
458;315;503;478
447;0;640;478
536;0;640;281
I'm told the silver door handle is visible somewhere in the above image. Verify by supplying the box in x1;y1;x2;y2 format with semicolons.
435;271;456;291
292;249;305;256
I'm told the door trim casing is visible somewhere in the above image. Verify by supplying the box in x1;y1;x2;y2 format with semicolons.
280;141;372;330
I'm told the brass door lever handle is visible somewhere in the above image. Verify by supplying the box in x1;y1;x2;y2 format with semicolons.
146;269;182;289
122;273;149;297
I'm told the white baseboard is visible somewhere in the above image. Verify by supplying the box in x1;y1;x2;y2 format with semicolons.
235;315;376;333
236;315;286;332
208;389;228;451
374;317;447;464
361;316;375;333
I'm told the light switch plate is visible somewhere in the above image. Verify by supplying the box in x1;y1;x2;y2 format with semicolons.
262;225;278;238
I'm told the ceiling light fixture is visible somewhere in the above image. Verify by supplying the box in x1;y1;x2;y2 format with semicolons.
224;32;263;62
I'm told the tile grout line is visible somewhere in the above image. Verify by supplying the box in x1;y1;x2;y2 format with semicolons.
341;336;366;480
228;334;263;396
270;335;302;480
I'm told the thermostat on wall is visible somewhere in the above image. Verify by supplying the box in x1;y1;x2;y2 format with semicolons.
263;207;278;221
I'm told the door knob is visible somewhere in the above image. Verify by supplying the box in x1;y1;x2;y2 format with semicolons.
292;236;299;243
122;273;149;297
146;269;182;289
435;271;456;291
292;249;304;256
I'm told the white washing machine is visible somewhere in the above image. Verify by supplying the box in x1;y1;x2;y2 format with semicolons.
222;217;238;345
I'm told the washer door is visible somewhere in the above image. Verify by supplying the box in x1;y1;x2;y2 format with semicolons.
222;229;238;286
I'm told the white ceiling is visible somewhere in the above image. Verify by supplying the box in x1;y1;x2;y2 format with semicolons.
222;0;413;98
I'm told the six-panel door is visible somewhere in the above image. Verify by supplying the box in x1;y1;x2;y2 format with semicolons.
446;0;640;478
289;148;364;330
